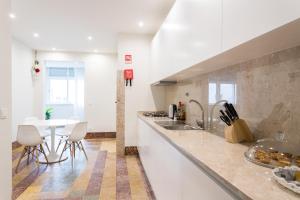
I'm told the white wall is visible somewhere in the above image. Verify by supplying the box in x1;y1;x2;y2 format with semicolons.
117;34;165;146
11;39;34;141
35;51;117;132
0;0;12;198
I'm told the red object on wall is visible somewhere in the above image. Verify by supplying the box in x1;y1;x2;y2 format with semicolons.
125;54;132;64
124;69;133;86
35;68;40;73
124;69;133;79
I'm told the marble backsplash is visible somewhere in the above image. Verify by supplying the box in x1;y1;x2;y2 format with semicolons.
165;45;300;142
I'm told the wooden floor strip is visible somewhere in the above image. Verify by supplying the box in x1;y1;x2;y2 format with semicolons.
66;152;97;198
85;151;107;197
116;155;131;200
99;152;116;200
136;155;156;200
126;156;149;200
13;165;47;200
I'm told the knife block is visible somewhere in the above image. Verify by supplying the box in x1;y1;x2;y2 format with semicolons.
224;119;254;143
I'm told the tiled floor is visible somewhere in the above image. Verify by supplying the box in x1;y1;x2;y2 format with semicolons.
12;138;155;200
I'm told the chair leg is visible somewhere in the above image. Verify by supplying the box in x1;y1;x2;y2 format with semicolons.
56;137;63;152
32;146;36;160
79;141;88;160
35;146;39;166
76;142;81;151
27;146;31;165
59;141;68;162
70;142;74;168
40;144;48;164
31;146;35;161
44;141;50;152
15;147;28;173
73;142;76;159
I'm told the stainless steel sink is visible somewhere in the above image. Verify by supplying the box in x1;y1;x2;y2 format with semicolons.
154;121;201;130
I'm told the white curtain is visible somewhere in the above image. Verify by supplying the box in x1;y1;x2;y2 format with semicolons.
45;60;85;120
73;67;84;120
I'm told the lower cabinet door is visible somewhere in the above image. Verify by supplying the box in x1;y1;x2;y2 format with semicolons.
138;119;235;200
181;155;234;200
138;119;181;200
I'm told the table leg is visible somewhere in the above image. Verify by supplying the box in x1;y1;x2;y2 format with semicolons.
51;127;55;153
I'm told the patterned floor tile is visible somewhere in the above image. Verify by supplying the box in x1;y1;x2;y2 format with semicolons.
13;139;155;200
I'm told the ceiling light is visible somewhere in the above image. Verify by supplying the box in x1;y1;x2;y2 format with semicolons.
87;36;93;41
138;21;144;28
9;13;16;19
52;48;56;51
33;33;39;38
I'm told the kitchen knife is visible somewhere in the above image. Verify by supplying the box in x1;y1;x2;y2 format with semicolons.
220;116;231;126
225;110;234;122
223;103;236;120
222;103;234;121
219;110;231;125
228;103;239;119
220;109;226;116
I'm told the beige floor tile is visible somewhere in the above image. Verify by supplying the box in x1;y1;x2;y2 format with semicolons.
99;152;116;200
126;156;148;200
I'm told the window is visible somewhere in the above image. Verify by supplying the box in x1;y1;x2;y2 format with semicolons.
220;83;236;104
49;79;68;104
209;83;217;104
47;67;79;104
45;61;85;120
208;81;236;105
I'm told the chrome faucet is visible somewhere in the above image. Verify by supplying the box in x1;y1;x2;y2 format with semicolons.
189;99;205;130
209;100;228;130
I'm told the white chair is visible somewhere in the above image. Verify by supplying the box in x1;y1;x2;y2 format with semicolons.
15;125;49;173
55;116;80;152
55;124;75;152
23;117;51;152
59;122;88;167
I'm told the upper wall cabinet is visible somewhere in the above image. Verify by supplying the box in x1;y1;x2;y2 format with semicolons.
151;0;300;83
151;0;222;83
222;0;300;51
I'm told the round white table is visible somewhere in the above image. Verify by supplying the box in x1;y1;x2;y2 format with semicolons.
23;119;79;164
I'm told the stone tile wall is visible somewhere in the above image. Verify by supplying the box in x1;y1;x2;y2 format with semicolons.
165;45;300;142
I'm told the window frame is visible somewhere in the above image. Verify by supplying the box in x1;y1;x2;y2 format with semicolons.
46;67;76;105
208;80;237;105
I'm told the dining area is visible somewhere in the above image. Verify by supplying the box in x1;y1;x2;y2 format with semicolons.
15;117;88;173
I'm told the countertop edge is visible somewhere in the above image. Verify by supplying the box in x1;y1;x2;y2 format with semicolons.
137;114;252;200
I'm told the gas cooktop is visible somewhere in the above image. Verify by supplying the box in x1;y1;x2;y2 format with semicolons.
143;111;168;118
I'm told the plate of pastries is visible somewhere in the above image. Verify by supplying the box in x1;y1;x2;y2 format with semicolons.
245;138;300;169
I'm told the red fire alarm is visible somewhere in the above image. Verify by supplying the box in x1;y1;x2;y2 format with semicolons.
124;69;133;87
125;54;132;64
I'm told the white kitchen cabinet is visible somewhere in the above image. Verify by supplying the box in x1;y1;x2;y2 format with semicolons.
138;119;182;199
151;0;222;83
137;119;235;200
181;156;233;200
222;0;300;51
151;0;300;83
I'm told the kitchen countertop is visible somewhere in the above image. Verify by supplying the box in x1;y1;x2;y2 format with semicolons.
137;112;300;200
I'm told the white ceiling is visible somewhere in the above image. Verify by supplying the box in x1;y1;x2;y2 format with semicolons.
11;0;175;53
